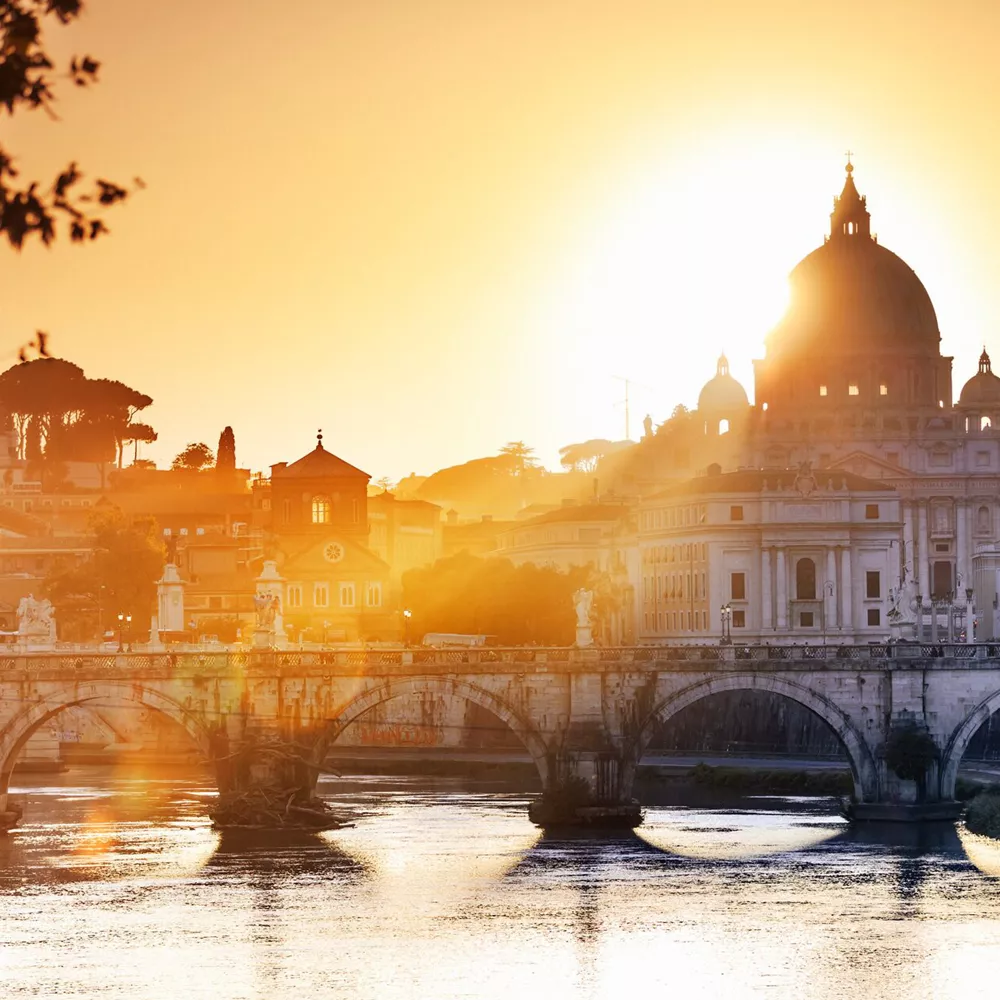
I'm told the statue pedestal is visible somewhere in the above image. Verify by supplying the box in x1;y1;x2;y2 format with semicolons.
575;625;593;648
253;628;274;650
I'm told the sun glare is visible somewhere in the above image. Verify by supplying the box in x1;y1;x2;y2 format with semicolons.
534;129;858;444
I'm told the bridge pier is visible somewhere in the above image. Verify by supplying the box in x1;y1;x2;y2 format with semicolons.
528;748;642;830
209;717;344;831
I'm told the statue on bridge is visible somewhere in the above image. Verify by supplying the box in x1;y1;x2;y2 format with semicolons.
253;593;280;630
573;588;594;648
16;594;56;645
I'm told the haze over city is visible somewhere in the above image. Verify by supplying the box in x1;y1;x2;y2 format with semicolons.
2;1;1000;478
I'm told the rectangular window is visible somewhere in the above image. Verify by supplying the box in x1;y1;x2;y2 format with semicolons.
731;572;746;601
366;582;382;608
339;582;356;608
799;611;814;627
732;610;746;628
314;583;329;608
819;385;827;396
352;498;360;522
977;451;991;467
867;608;881;627
730;505;744;522
865;504;879;519
880;383;888;396
935;543;949;553
848;384;860;396
282;498;291;523
866;571;880;600
287;584;303;608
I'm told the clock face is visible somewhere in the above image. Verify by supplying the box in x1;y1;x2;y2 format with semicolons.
323;541;345;564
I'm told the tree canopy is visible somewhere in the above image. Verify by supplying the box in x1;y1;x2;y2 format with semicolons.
172;442;213;470
44;506;165;639
559;438;631;473
216;426;236;472
402;553;589;646
0;1;137;249
0;356;154;471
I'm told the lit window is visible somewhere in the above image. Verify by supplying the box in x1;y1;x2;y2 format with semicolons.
732;610;746;628
287;584;303;608
339;582;356;608
761;402;768;411
848;384;859;396
366;581;382;608
880;383;888;396
819;385;828;397
314;583;329;608
311;495;331;524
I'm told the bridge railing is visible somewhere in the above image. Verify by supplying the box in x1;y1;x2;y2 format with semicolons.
0;641;998;676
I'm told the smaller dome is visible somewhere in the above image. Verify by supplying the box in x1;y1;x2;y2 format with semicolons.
698;354;750;413
959;348;1000;407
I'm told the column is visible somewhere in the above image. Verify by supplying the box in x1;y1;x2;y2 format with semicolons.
917;502;930;602
902;501;915;584
776;547;787;631
840;545;853;634
761;548;773;632
825;548;838;632
956;502;969;594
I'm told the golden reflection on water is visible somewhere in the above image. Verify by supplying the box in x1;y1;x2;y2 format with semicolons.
639;803;845;859
7;774;1000;1000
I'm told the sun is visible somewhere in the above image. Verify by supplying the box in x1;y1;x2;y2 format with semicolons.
533;127;853;443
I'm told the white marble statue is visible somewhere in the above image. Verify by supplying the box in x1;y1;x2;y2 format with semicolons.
573;588;594;628
17;594;56;642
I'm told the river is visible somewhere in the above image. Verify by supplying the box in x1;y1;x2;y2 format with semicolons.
3;767;1000;999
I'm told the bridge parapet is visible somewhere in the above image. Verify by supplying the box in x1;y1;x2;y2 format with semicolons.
0;642;996;681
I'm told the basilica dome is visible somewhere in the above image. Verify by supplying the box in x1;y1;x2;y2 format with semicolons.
959;349;1000;407
766;163;941;359
698;354;749;412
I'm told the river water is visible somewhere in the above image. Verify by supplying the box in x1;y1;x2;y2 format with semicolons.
3;767;1000;999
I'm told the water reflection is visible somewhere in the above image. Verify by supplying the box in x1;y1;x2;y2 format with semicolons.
5;771;1000;999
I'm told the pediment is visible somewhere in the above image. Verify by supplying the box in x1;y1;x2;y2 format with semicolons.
281;535;389;574
828;450;913;481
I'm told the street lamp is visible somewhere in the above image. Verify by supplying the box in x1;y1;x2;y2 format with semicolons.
402;607;413;647
719;603;732;645
117;612;132;653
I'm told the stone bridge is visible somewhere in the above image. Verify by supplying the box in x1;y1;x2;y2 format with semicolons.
3;642;1000;828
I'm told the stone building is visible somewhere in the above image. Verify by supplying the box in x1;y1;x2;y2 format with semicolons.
636;466;900;643
262;434;397;642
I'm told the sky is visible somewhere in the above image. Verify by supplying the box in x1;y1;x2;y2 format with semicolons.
2;0;1000;481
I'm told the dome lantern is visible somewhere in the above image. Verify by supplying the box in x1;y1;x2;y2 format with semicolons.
829;155;871;241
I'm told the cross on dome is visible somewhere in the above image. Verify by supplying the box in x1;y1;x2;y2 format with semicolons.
317;428;324;450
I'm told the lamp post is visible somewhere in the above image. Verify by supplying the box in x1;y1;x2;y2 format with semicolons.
117;612;132;653
719;603;732;645
402;607;412;647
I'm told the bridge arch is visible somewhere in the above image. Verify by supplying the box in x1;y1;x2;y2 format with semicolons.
313;676;550;787
625;672;879;802
0;681;214;802
940;690;1000;800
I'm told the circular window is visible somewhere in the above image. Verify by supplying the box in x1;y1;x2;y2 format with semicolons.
323;541;345;564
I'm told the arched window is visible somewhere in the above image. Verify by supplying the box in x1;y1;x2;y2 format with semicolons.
311;495;331;524
796;558;816;600
718;418;730;435
982;416;992;431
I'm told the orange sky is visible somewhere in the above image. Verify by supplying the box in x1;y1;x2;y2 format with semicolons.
2;0;999;481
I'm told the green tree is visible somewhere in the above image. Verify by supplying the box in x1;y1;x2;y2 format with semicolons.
0;1;136;250
216;426;236;472
44;507;165;638
172;442;214;470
